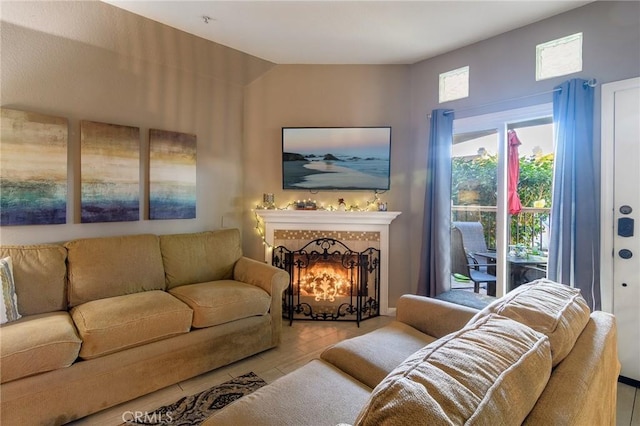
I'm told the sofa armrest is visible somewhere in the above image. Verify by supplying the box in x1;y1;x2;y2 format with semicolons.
395;294;479;338
524;311;620;425
233;257;289;296
233;257;290;346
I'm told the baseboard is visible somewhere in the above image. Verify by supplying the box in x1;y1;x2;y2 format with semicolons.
618;375;640;388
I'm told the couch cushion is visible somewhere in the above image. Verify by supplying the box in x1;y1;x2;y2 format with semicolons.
203;359;373;426
1;256;21;324
0;311;81;383
468;279;590;366
159;229;243;289
169;280;270;328
321;321;437;388
355;314;552;426
65;234;166;307
71;290;192;360
0;244;67;315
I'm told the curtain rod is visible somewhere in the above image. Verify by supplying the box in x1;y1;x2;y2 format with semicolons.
428;78;598;118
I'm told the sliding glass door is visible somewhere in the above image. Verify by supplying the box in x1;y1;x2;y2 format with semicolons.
451;104;553;297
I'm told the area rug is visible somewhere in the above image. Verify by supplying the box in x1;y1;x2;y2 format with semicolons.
124;372;266;425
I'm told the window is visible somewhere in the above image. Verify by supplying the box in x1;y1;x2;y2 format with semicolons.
439;66;469;103
452;104;554;297
536;33;583;81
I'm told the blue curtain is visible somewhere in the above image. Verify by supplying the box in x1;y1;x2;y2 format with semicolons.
548;78;600;310
417;109;454;297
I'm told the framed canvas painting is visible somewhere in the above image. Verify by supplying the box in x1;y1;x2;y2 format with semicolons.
149;129;196;220
80;120;140;223
0;108;68;225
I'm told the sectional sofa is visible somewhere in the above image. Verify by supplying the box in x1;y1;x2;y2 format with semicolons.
206;279;620;425
0;229;289;425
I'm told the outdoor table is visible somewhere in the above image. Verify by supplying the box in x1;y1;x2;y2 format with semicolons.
475;252;548;291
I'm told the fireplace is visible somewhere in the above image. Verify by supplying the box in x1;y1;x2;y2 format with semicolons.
272;238;380;325
255;210;401;316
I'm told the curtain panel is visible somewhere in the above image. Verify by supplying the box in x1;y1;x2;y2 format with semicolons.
417;109;454;297
548;78;600;310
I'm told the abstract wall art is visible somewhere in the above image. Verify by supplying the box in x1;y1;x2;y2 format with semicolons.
149;129;196;220
0;108;68;226
80;120;140;223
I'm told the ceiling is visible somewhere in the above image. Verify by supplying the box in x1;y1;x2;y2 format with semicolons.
101;1;592;65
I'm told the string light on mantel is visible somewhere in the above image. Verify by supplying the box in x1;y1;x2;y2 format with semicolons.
252;192;388;249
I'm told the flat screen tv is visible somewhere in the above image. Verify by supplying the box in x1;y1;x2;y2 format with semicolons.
282;127;391;191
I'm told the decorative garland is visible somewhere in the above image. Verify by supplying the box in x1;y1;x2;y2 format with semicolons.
253;192;386;249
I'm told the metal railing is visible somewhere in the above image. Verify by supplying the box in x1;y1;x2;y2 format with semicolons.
452;206;550;253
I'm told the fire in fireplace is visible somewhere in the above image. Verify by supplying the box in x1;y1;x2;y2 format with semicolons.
272;238;380;326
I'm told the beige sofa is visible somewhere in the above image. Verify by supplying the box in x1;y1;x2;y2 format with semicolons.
0;229;289;425
206;279;620;425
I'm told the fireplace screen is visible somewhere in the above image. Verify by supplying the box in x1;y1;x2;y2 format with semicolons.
272;238;380;326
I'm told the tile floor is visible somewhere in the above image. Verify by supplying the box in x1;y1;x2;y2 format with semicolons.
71;314;638;425
619;382;640;426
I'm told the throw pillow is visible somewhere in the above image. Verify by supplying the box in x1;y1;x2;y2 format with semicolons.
1;256;21;324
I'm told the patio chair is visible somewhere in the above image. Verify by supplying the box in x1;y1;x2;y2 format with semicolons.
451;226;497;296
452;221;494;272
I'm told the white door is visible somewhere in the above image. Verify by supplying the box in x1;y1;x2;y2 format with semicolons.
601;77;640;383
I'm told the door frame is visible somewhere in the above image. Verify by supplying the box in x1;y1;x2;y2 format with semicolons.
600;76;640;313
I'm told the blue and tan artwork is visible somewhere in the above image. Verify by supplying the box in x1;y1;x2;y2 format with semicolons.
149;129;196;220
81;121;140;223
0;108;68;225
282;127;391;190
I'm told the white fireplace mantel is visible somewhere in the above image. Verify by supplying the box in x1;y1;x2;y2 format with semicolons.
255;209;400;226
255;209;401;315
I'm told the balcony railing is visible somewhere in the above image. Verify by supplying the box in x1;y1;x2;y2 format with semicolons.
452;205;550;253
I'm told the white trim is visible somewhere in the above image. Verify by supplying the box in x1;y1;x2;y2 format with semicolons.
254;210;400;226
600;77;640;313
453;103;553;133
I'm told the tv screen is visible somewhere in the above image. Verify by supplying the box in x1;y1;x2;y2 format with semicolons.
282;127;391;191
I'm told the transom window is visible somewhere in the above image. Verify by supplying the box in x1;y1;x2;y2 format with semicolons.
536;32;583;81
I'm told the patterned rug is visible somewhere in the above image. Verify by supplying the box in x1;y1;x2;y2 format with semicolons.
123;372;266;425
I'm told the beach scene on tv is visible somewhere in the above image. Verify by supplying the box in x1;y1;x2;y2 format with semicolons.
282;127;391;190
